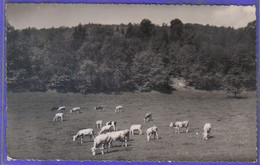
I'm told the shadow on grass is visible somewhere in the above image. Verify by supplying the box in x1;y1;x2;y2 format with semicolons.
149;137;162;141
107;149;119;154
208;135;214;139
127;139;134;142
90;148;119;155
131;133;143;135
227;96;248;99
111;144;132;148
51;120;66;123
78;140;94;144
69;112;83;114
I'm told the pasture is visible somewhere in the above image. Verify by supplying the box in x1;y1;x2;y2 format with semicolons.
6;90;257;161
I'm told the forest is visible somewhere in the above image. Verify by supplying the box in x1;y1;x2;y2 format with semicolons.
6;19;256;96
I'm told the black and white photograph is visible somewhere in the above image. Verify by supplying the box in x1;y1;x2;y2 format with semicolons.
5;4;257;161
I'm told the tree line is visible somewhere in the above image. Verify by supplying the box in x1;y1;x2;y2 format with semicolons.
6;19;256;96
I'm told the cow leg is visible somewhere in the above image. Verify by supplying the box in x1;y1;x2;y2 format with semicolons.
125;139;128;147
100;144;104;154
108;141;112;148
105;143;109;153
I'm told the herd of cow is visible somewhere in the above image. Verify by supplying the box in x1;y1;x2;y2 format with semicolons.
52;105;212;156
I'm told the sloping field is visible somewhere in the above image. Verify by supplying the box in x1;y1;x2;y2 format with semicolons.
6;90;257;161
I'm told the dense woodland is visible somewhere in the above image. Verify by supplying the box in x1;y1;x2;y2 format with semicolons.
6;19;256;96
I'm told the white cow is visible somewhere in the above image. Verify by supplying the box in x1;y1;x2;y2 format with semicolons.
106;121;117;131
146;126;159;141
95;120;103;128
144;113;152;122
115;105;123;112
91;134;111;156
70;107;80;113
99;125;113;134
57;106;65;112
73;128;94;144
53;113;64;122
94;106;105;112
130;124;142;135
170;121;189;133
107;129;130;148
203;123;211;140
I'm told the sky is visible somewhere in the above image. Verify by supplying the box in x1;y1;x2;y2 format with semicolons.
6;4;256;29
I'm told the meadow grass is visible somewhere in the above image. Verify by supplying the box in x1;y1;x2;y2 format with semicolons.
6;90;257;161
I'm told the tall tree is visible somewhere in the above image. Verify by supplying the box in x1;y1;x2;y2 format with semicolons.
170;18;184;41
71;23;86;50
139;19;155;39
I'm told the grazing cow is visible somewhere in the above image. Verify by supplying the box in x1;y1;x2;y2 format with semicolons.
57;106;65;112
107;129;130;148
70;107;80;113
94;106;105;112
115;105;123;112
146;126;159;141
144;113;152;122
130;124;142;135
170;121;189;133
106;121;117;131
91;134;111;155
95;120;103;128
99;125;114;134
73;128;94;144
203;123;211;140
53;113;64;122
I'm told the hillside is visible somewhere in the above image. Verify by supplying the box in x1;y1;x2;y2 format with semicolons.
6;19;256;94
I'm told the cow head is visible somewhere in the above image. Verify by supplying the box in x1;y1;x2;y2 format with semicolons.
91;147;96;155
72;135;77;141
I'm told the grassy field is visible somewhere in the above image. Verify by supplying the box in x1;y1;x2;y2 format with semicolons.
6;90;257;161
